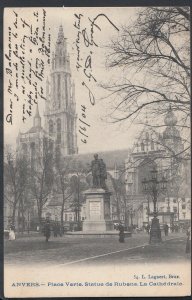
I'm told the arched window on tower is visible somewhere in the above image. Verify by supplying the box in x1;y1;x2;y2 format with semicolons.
141;142;145;152
53;76;55;97
55;145;61;165
151;140;154;150
49;140;54;157
49;120;54;136
22;143;27;158
57;119;61;144
58;74;61;108
65;77;68;107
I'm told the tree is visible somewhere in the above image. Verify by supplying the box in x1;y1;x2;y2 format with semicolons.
110;176;122;221
30;138;53;227
111;174;132;227
103;7;190;137
70;173;88;229
4;146;29;227
54;156;73;229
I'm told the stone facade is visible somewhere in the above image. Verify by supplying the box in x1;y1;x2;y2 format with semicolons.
124;107;190;228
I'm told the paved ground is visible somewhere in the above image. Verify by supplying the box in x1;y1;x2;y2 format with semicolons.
4;232;190;266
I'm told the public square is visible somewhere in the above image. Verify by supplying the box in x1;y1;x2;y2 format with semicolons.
4;231;190;267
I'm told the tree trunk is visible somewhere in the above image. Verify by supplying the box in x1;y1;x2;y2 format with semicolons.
60;195;65;235
116;196;121;221
60;204;64;228
124;210;128;229
37;200;43;231
21;197;25;234
60;184;66;234
12;202;17;228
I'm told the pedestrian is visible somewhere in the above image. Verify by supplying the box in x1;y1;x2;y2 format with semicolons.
59;224;62;237
118;223;125;243
164;224;169;236
186;226;191;254
146;224;150;234
9;225;16;241
53;222;57;237
44;219;51;242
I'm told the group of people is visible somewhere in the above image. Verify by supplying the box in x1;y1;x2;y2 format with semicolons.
145;223;169;236
43;220;64;242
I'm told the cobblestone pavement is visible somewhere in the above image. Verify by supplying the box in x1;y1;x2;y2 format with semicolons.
4;232;189;266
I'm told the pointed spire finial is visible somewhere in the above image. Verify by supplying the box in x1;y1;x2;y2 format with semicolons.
57;24;64;43
35;103;40;117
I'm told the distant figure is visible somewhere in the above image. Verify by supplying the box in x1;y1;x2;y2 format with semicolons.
186;226;191;254
9;225;16;241
118;223;125;243
146;224;150;234
58;224;62;237
164;224;169;236
53;223;58;237
44;220;51;242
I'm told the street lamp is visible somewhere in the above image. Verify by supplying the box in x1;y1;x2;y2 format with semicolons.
142;167;167;244
130;207;133;227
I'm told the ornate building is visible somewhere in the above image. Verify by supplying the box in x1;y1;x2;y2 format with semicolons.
16;104;50;166
44;25;78;157
124;107;190;228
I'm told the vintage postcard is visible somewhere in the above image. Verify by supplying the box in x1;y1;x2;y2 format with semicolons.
3;6;191;297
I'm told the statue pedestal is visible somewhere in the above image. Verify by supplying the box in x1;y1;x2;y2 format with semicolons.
83;188;113;232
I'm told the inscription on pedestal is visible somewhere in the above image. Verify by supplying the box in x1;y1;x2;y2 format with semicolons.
89;201;101;220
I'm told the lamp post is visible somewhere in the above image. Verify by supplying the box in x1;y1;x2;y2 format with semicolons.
142;167;167;244
130;207;133;227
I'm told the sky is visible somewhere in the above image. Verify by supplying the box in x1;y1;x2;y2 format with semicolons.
4;7;149;154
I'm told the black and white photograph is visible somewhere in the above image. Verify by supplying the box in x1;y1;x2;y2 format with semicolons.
3;6;191;297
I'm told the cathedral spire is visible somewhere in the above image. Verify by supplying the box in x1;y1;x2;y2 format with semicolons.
164;105;177;126
57;25;64;44
45;25;78;155
34;104;41;127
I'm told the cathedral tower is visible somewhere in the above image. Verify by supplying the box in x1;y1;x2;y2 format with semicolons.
45;25;78;157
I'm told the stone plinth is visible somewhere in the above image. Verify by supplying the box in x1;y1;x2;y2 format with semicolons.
83;188;113;232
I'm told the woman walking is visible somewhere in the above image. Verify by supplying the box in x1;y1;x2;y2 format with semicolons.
118;223;125;243
9;225;16;241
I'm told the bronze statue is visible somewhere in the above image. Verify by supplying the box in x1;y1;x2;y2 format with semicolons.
91;154;107;189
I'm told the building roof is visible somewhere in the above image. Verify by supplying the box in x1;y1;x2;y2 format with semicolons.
26;126;44;134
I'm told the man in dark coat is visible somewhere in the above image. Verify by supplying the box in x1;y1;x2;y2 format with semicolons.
164;224;169;236
44;220;51;242
53;222;58;237
118;223;125;243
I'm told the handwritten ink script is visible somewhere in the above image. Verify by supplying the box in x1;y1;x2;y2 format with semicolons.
73;13;119;144
5;9;51;125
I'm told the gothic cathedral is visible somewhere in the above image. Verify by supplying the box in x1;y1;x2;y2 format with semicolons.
45;25;78;157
